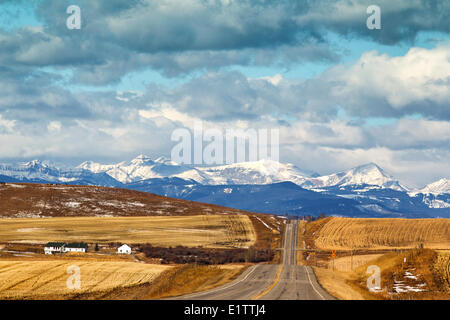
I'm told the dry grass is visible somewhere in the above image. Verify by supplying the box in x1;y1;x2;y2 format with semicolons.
307;218;450;300
248;215;283;249
313;254;383;300
313;267;365;300
145;263;246;299
0;259;170;299
315;249;450;300
311;217;450;250
433;252;450;293
328;254;383;272
0;215;256;248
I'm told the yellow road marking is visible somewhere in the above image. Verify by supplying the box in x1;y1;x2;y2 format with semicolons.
251;264;284;300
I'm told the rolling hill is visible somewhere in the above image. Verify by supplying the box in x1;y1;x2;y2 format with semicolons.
0;182;253;218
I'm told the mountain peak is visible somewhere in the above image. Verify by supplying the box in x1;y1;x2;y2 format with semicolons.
22;159;48;168
154;156;178;165
304;162;406;191
418;178;450;195
130;154;154;165
353;162;385;174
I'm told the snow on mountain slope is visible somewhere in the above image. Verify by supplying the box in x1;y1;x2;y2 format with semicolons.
0;156;424;193
0;160;118;186
300;163;407;191
78;156;317;185
0;160;60;182
414;178;450;195
78;155;191;183
192;159;316;185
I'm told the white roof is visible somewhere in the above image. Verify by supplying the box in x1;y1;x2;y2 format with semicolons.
118;244;131;249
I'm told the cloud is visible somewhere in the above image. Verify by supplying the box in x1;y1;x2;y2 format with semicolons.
295;0;450;44
0;2;448;187
120;46;449;123
288;45;450;120
368;119;450;150
1;0;448;84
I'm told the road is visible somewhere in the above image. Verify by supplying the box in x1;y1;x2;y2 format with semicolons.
176;220;335;300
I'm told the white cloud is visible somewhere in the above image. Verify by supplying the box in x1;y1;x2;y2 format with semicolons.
0;115;15;132
47;121;61;133
330;46;450;109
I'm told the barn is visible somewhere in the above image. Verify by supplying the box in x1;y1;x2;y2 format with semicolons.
65;242;88;253
117;244;131;254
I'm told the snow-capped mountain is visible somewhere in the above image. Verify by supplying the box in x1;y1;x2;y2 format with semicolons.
0;160;119;186
1;155;449;218
300;163;407;192
407;178;450;210
78;154;191;184
0;156;410;191
181;159;318;185
0;160;61;182
415;178;450;195
0;156;425;193
78;155;317;185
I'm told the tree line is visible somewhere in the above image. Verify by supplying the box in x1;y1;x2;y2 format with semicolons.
138;244;273;265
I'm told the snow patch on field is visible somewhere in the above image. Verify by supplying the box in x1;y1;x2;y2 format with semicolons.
254;216;273;231
14;212;48;218
392;269;427;293
65;201;81;208
6;184;26;188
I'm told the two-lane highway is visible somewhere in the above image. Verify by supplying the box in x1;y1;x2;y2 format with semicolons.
176;220;334;300
260;220;333;300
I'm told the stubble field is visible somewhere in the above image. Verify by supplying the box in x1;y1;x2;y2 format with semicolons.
311;217;450;250
0;215;256;248
0;259;170;299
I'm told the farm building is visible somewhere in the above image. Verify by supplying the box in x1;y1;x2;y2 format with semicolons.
65;243;88;253
44;242;66;255
118;244;131;254
44;242;88;254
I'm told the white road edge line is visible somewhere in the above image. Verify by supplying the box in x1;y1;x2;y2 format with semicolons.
305;266;325;300
178;264;259;299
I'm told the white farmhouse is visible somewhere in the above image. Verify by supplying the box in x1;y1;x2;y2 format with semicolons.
118;244;132;254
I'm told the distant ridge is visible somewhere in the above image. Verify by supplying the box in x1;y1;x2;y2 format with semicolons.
0;155;448;218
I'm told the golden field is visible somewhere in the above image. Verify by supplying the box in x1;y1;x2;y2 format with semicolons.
434;252;450;292
0;259;170;299
146;264;246;299
311;217;450;250
0;215;256;248
327;254;383;272
315;249;450;300
302;218;450;300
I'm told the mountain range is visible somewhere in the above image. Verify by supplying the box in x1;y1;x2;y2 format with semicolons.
0;155;449;218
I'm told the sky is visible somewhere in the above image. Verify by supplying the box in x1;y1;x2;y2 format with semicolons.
0;0;449;188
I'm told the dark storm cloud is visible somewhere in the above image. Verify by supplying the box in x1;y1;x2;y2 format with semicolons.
0;0;448;84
